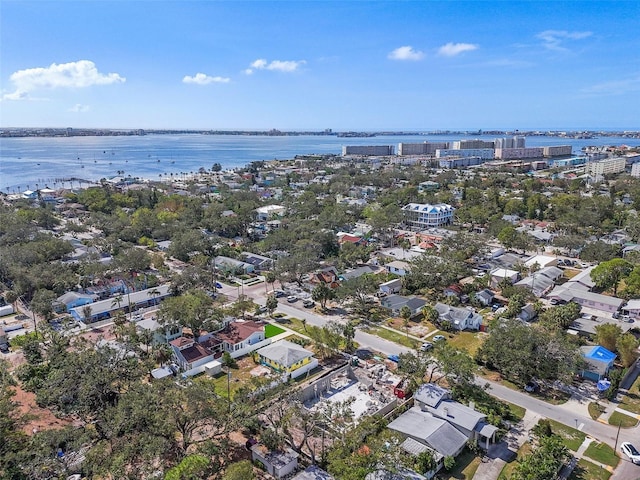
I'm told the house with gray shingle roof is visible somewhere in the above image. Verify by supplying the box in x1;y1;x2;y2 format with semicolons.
433;303;482;331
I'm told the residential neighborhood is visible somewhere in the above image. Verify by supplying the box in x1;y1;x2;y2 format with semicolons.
2;138;640;480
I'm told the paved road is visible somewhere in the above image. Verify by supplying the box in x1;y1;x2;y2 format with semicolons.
221;279;640;478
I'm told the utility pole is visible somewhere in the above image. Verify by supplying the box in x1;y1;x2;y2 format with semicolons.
614;418;622;452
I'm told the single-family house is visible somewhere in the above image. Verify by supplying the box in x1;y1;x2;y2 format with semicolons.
241;251;274;271
257;339;318;379
388;384;498;473
251;445;299;479
489;268;519;288
54;291;97;313
340;265;380;281
337;233;368;247
386;260;411;277
381;295;427;315
433;303;482;331
379;278;402;296
170;336;220;373
136;317;182;345
525;255;558;269
214;256;255;274
515;266;563;297
215;320;268;358
622;299;640;319
517;304;538;323
580;345;616;381
474;289;494;307
255;204;286;222
309;267;340;289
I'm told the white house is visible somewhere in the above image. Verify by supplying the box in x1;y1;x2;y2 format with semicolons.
255;205;286;222
433;303;482;331
379;278;402;295
385;260;411;277
489;268;519;288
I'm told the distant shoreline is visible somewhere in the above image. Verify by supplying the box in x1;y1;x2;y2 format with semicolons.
2;128;639;139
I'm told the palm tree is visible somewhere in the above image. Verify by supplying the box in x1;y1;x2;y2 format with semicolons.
147;288;161;306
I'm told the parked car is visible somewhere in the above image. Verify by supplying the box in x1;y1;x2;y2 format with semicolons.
257;306;268;314
620;442;640;464
387;354;400;363
433;335;446;342
215;282;223;289
303;300;315;308
287;295;298;303
274;290;286;298
524;380;540;393
420;342;433;352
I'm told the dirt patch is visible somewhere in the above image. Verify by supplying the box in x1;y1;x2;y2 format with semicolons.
13;384;77;434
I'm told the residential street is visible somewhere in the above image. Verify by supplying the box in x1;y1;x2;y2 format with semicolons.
221;280;640;479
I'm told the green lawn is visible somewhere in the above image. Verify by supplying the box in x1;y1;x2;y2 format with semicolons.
437;449;481;480
588;402;606;420
568;459;612;480
619;374;640;414
547;419;587;451
505;401;527;422
583;442;619;467
446;331;486;357
366;325;420;349
264;323;286;338
608;411;639;428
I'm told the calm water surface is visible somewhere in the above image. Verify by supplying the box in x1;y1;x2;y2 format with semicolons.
1;134;639;192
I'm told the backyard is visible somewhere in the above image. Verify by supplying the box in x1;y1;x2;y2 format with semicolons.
437;449;482;480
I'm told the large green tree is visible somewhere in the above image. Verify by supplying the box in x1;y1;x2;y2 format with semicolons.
590;258;633;296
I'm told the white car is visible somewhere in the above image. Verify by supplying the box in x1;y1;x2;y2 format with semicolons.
433;335;446;342
621;442;640;464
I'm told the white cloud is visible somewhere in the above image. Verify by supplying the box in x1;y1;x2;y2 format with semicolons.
182;73;230;85
388;46;425;61
244;58;305;74
581;74;640;96
437;42;478;57
536;30;592;51
69;103;90;112
2;60;125;101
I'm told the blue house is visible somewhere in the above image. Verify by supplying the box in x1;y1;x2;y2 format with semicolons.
54;291;98;313
580;345;616;381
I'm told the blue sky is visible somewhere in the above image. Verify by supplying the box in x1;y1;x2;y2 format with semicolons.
1;1;639;130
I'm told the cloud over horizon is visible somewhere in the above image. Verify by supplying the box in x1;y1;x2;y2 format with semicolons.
536;30;592;51
2;60;125;101
182;73;231;85
69;103;90;112
437;42;478;57
388;46;425;61
244;58;306;74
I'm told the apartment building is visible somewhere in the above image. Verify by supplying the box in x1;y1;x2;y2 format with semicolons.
494;136;526;149
341;145;394;156
587;157;626;176
402;203;455;229
451;139;495;149
398;142;449;155
543;145;572;157
436;148;494;160
495;147;544;160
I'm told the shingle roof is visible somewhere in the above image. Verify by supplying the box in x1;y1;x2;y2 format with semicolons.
257;340;313;367
388;406;468;457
